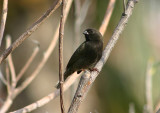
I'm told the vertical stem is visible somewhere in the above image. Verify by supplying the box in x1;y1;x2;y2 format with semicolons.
59;0;66;112
0;0;8;47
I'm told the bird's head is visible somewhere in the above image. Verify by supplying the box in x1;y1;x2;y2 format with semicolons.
83;28;102;41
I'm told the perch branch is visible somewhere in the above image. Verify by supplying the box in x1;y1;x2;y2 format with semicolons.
68;0;138;113
0;0;62;64
0;0;8;47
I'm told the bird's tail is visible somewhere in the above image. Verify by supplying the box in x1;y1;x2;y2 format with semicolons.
55;69;74;89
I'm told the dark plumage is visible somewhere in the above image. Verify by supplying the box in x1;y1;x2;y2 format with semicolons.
56;28;103;89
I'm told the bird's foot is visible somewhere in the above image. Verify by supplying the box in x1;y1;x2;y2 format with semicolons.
89;68;99;73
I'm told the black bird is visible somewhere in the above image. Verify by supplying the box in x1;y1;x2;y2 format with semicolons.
56;28;103;89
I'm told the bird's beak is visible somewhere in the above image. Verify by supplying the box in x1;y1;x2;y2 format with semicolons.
83;31;89;35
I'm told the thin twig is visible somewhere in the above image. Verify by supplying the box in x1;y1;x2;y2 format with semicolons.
6;35;16;89
10;73;80;113
1;1;73;113
5;62;11;94
0;70;7;85
14;0;73;98
0;0;8;47
68;0;138;113
0;0;62;64
0;36;14;113
59;0;66;112
99;0;115;36
78;0;92;26
145;59;153;113
0;1;69;111
16;45;40;82
74;0;92;48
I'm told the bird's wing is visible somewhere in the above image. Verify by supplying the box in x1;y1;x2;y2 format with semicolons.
66;42;87;69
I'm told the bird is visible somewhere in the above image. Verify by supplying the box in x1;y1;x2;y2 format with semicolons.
56;28;103;89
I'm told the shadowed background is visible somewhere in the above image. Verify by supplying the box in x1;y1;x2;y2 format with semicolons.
0;0;160;113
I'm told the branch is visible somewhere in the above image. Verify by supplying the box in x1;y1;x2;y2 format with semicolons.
0;70;7;85
14;0;73;98
16;44;40;82
59;0;66;112
10;73;80;113
68;0;138;113
0;0;8;47
0;36;14;113
99;0;115;36
9;0;115;112
0;0;72;109
6;35;16;88
0;0;62;64
74;0;92;48
6;0;73;112
5;62;10;94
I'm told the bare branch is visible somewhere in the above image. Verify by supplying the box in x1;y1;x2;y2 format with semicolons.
5;62;11;94
6;35;16;88
74;0;92;48
0;70;7;85
0;0;8;47
16;45;40;82
99;0;115;36
10;73;80;113
58;0;66;112
0;96;13;113
68;0;138;113
78;0;92;25
0;0;62;64
14;0;73;98
0;1;67;112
